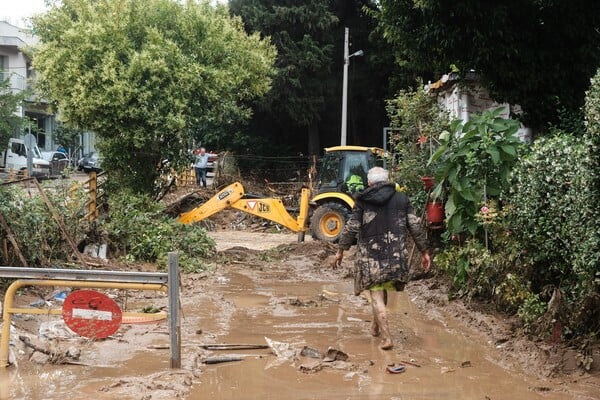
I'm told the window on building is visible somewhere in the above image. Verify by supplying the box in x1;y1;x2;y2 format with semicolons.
0;55;8;82
0;55;7;71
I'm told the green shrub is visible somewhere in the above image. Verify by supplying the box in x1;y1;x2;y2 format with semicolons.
430;108;524;237
494;273;534;314
104;190;215;272
585;69;600;140
435;227;534;304
517;293;546;327
386;82;450;209
0;182;89;266
509;132;600;334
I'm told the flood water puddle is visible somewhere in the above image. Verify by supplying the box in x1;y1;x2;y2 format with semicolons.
187;270;585;400
1;264;597;400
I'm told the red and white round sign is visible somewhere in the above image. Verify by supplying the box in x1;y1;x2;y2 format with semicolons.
62;290;122;339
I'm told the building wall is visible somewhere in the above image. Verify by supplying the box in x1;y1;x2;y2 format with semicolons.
1;22;64;154
428;74;532;143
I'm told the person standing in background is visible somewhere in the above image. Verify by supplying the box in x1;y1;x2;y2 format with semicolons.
194;147;209;187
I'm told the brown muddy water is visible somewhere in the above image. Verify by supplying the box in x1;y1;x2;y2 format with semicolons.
1;234;598;399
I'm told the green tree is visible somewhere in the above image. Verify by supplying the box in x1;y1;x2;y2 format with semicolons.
0;77;26;150
374;0;600;130
229;0;395;157
32;0;276;194
229;0;337;155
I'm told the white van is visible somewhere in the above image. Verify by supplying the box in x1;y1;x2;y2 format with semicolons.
0;138;51;178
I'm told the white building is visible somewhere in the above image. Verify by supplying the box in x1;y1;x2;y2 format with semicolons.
1;20;98;158
0;20;58;150
426;71;532;143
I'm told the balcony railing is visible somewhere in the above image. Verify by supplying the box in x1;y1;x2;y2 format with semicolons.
0;71;26;93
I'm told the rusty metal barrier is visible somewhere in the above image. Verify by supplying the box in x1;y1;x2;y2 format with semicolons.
0;253;182;369
82;171;106;221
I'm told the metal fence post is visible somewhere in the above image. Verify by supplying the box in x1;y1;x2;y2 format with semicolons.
88;171;97;221
168;252;181;368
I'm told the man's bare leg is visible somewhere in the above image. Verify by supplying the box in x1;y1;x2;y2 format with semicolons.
370;320;380;337
370;290;393;350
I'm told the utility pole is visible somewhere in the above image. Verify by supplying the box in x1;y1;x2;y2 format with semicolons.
340;27;363;146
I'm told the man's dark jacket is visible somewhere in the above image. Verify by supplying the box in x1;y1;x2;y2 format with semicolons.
338;182;428;295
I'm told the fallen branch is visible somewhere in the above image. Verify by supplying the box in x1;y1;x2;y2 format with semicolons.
19;335;51;355
400;359;422;368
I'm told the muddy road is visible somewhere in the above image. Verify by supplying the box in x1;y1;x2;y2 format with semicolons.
1;231;598;399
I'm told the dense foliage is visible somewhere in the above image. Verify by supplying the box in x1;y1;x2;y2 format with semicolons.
0;182;89;266
229;0;337;155
374;0;600;129
103;191;215;272
32;0;276;195
229;0;395;156
433;71;600;340
0;183;215;273
385;82;449;208
0;77;26;150
429;108;523;237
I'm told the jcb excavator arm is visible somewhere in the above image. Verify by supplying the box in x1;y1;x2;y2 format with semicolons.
177;182;310;236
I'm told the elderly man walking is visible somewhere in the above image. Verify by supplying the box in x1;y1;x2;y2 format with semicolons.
332;167;431;350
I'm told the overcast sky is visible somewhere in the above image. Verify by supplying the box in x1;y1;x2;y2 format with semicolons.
0;0;48;27
1;0;228;28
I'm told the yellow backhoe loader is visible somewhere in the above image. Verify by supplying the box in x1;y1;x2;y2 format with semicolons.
177;146;387;242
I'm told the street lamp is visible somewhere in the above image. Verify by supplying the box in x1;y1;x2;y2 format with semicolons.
340;27;363;146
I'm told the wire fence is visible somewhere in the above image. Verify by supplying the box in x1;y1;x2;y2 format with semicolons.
175;152;320;209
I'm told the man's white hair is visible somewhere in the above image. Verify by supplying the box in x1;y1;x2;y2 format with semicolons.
367;167;389;185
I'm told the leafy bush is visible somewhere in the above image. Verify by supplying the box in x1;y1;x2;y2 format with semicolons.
585;69;600;140
0;182;89;266
517;293;547;328
386;82;450;209
430;108;524;237
509;132;600;334
103;191;215;272
435;226;534;304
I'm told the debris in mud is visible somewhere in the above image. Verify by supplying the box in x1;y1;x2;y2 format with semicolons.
38;320;78;340
287;297;319;307
99;370;194;399
298;359;323;373
203;355;244;364
300;346;322;359
399;359;421;368
386;363;406;374
19;335;81;365
532;386;552;392
323;348;348;362
265;336;297;361
200;343;270;351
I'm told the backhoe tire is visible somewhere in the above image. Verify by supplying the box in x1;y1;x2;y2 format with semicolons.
310;202;350;242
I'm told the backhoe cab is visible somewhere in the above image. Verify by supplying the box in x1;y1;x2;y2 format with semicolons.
310;146;387;242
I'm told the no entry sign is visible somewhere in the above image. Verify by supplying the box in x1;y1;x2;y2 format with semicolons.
62;290;122;339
